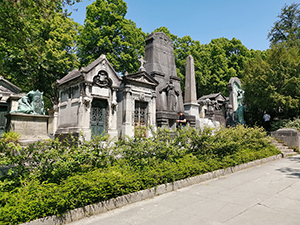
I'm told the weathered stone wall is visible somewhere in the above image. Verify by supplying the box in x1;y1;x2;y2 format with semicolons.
271;128;300;150
5;113;49;140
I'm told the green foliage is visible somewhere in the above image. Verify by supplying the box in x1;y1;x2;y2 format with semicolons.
271;119;291;131
0;126;280;224
283;118;300;131
2;132;20;145
268;3;300;47
243;44;300;126
77;0;146;74
272;118;300;131
0;0;80;107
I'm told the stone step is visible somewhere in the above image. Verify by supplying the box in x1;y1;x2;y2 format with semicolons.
276;146;289;150
271;139;298;157
282;152;298;157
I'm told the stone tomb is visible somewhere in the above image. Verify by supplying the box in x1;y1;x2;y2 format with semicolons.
5;113;49;141
55;54;157;141
198;92;226;128
55;55;122;141
144;32;195;128
119;69;158;137
54;32;197;141
5;90;50;144
0;76;23;136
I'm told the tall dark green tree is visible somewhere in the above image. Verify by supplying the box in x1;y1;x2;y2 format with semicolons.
268;3;300;47
243;3;300;126
0;0;80;106
243;44;300;125
77;0;146;74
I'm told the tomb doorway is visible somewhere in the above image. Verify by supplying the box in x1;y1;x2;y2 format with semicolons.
134;101;148;137
0;106;7;136
91;99;107;137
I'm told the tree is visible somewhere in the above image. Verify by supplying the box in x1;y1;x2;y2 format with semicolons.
77;0;146;74
243;44;300;126
268;3;300;47
0;0;80;107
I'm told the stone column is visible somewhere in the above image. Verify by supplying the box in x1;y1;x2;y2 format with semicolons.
184;55;197;104
183;55;200;128
148;91;157;137
122;87;134;137
108;88;118;139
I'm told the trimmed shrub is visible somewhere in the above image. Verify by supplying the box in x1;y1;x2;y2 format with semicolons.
0;125;281;224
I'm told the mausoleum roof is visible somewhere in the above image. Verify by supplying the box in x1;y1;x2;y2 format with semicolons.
0;76;22;94
56;69;82;85
198;92;226;102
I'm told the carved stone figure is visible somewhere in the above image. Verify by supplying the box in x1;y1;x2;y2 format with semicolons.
11;90;45;115
236;103;245;124
138;55;146;72
228;77;245;125
159;80;179;111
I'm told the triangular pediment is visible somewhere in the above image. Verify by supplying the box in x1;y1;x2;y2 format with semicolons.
0;76;22;94
80;55;122;87
124;71;158;87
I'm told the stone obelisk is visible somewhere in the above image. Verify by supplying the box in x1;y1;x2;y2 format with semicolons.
184;55;200;128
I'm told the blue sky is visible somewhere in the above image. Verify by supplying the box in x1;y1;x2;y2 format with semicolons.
66;0;299;50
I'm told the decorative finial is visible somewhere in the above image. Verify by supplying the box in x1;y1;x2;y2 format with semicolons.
138;55;146;72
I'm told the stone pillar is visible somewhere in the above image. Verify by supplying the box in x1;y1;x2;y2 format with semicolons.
183;55;200;128
108;88;118;139
184;55;197;104
47;106;58;137
122;87;134;137
147;91;157;137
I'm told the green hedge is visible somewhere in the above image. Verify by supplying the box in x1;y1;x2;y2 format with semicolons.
0;125;281;224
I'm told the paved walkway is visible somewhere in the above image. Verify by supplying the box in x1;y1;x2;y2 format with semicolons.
68;155;300;225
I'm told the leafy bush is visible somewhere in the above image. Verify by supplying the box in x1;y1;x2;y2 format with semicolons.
283;118;300;131
2;131;20;144
0;126;281;224
271;118;300;131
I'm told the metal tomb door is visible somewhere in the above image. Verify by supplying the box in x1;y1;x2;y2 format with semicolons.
91;99;107;137
0;106;7;137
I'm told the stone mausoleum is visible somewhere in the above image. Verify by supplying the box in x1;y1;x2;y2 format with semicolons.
54;32;196;141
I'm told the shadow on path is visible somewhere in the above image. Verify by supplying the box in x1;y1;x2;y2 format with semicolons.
276;156;300;178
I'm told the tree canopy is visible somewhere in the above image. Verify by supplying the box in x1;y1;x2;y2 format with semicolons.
0;0;80;106
243;44;300;125
242;3;300;125
268;3;300;47
77;0;146;74
2;0;299;127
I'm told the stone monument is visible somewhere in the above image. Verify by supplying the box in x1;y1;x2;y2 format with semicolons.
184;55;199;128
227;77;245;126
197;92;226;128
0;76;23;136
6;90;49;144
144;32;195;128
